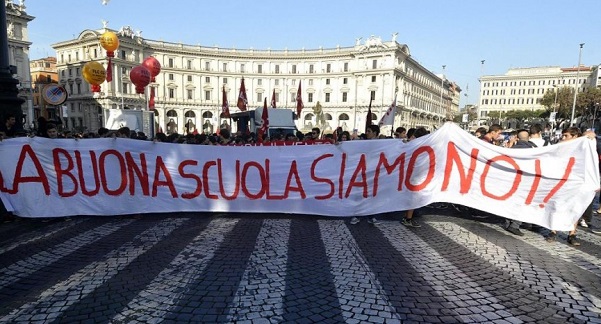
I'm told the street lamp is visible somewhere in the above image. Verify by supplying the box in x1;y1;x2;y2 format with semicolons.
592;102;599;131
570;43;584;126
440;65;445;123
477;60;485;126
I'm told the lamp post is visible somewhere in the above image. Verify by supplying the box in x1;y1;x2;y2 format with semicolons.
477;60;485;126
592;102;599;131
440;65;445;123
570;43;584;126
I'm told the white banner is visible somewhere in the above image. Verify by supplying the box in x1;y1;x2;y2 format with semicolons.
0;123;598;231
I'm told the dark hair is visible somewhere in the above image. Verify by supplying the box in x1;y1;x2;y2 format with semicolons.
118;126;131;137
413;127;429;138
395;127;406;134
220;128;231;139
340;130;351;140
529;123;543;135
155;132;167;142
98;127;109;137
367;124;380;136
488;124;502;133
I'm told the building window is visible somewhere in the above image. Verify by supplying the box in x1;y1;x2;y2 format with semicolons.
309;79;313;86
326;78;330;85
370;91;375;100
205;77;210;83
308;93;313;103
187;89;193;100
342;92;348;102
93;49;98;58
169;73;174;81
343;77;348;84
187;60;193;69
223;78;228;84
223;62;227;72
258;79;262;86
275;93;279;103
241;64;245;73
257;64;263;74
344;62;348;72
325;93;330;102
205;90;211;100
169;88;175;99
187;75;192;82
123;83;128;94
205;62;210;70
326;64;331;73
291;92;296;102
275;65;280;74
274;79;279;86
257;92;263;102
309;64;314;73
372;60;377;69
371;76;376;82
292;65;297;74
169;58;174;68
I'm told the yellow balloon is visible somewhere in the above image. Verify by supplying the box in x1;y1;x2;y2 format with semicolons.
82;61;106;85
99;31;119;52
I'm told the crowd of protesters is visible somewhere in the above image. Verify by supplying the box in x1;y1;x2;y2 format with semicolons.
1;114;600;245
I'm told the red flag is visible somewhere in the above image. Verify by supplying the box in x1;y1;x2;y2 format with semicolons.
106;57;113;82
237;77;248;111
271;89;276;108
222;85;230;118
296;81;304;118
365;97;373;134
149;86;155;110
258;98;269;143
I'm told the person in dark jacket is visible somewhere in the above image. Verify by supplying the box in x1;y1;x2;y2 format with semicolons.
504;129;536;235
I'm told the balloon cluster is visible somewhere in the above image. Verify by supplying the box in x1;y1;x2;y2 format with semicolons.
82;29;163;106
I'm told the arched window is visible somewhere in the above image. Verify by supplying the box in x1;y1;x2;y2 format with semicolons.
304;113;314;129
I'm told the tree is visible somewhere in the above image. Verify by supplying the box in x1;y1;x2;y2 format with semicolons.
539;86;574;119
578;87;601;117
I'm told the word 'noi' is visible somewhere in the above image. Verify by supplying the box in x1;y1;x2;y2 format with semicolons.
0;143;574;206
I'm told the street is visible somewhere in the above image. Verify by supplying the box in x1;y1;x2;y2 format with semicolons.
0;208;600;323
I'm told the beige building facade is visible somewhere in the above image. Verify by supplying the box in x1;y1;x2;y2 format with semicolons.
478;65;601;125
52;27;461;135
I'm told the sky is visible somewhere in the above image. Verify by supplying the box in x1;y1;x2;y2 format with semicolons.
24;0;601;107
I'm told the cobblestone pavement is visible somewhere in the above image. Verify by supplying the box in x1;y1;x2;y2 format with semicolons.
0;208;600;323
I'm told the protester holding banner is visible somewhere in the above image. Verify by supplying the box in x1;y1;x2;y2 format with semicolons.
350;124;381;225
546;127;595;245
482;124;503;145
402;127;430;228
504;129;537;236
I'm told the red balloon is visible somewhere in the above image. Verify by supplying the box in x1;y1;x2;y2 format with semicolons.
129;65;151;94
142;56;161;82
